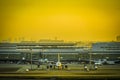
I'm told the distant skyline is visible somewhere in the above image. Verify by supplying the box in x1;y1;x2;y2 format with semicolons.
0;0;120;42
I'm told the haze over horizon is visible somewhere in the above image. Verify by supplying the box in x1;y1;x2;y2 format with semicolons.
0;0;120;42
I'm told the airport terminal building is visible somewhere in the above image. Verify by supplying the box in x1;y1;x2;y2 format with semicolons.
0;40;120;62
0;40;88;62
92;42;120;60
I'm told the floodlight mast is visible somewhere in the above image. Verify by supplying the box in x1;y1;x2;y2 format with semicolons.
89;48;92;70
58;53;60;62
30;48;33;70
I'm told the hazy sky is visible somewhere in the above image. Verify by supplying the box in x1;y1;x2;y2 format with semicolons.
0;0;120;42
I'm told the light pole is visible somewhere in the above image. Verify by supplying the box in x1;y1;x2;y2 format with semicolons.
41;49;46;59
30;48;33;70
89;48;92;70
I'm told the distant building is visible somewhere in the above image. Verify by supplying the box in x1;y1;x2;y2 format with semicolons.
116;35;120;42
39;39;64;43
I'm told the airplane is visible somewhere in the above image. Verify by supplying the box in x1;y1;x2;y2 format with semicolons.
47;53;68;70
55;53;62;69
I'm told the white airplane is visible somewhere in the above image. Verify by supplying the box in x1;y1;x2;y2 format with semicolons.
94;59;103;66
56;53;62;69
47;53;68;70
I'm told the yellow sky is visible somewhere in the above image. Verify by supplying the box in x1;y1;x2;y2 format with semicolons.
0;0;120;42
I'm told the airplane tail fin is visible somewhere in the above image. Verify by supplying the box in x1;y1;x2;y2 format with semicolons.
58;53;60;62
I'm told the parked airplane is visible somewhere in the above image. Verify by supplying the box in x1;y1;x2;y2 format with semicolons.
56;53;62;67
47;53;68;70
